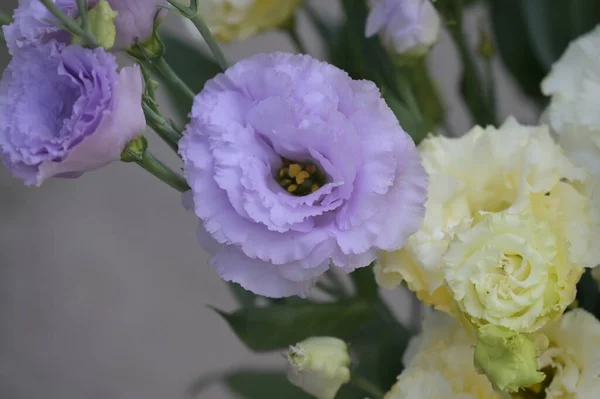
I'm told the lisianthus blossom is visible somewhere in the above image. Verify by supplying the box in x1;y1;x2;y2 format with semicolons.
384;311;501;399
198;0;303;43
542;25;600;267
376;118;596;329
3;0;165;53
365;0;441;58
527;309;600;398
180;52;428;297
0;42;145;185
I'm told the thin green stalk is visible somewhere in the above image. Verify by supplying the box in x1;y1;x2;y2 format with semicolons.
167;0;228;71
152;57;195;101
143;102;181;153
288;25;308;54
315;281;342;299
76;0;89;32
349;374;385;399
136;152;189;192
39;0;97;47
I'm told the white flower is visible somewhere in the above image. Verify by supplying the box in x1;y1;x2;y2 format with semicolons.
365;0;440;57
376;118;595;320
533;309;600;398
384;311;501;399
198;0;303;43
286;337;351;399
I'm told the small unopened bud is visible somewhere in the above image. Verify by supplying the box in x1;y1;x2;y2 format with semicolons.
474;325;545;393
121;135;148;163
73;0;118;50
287;337;351;399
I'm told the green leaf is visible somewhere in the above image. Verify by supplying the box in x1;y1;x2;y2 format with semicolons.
489;0;547;102
338;301;413;398
159;32;221;121
212;300;374;352
350;264;378;302
227;282;258;308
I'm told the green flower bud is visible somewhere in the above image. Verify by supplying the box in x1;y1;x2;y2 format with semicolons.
474;325;545;393
73;0;118;50
287;337;351;399
121;136;148;163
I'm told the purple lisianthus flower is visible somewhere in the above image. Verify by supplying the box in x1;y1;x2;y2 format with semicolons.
3;0;165;54
366;0;440;56
180;53;428;298
0;41;145;186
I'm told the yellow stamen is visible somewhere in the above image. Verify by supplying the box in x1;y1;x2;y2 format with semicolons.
296;171;310;184
288;164;302;178
287;184;298;193
311;184;319;193
279;168;289;177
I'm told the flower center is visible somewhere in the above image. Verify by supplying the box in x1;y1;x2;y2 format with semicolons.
276;158;326;196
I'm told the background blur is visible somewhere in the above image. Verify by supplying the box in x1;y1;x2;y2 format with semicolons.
0;1;538;398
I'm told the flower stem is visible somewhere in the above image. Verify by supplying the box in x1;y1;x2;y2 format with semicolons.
143;102;181;153
39;0;98;47
167;0;228;71
152;57;195;101
76;0;90;32
350;374;385;399
136;152;189;192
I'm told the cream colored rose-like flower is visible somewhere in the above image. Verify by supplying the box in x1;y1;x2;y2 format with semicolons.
385;311;502;399
198;0;303;43
376;118;594;318
444;210;582;333
524;309;600;398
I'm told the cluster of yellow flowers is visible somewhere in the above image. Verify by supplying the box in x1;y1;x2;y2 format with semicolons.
374;26;600;399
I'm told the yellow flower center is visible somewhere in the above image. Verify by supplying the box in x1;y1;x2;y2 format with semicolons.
276;158;325;196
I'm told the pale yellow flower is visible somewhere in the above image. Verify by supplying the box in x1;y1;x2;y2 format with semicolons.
385;311;502;399
445;210;582;333
528;309;600;398
376;118;593;320
199;0;303;43
286;337;350;399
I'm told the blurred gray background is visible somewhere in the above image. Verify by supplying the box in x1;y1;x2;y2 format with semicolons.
0;1;538;398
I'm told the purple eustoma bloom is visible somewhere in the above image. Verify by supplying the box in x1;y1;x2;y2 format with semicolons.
3;0;165;54
0;41;145;186
180;53;428;298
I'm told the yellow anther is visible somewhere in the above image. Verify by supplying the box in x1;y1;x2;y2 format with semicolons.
287;184;298;193
279;168;289;177
311;184;319;193
288;164;302;178
280;179;293;187
296;171;310;184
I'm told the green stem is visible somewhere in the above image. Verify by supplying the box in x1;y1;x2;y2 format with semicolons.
152;57;195;101
187;13;229;71
76;0;89;32
350;374;385;399
288;25;308;54
167;0;228;71
39;0;97;47
143;102;181;153
136;152;189;192
444;0;496;126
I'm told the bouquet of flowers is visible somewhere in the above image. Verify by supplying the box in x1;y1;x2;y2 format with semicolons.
1;0;600;398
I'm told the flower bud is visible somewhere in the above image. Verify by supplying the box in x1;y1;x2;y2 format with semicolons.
286;337;351;399
365;0;440;60
474;325;545;393
73;0;118;50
